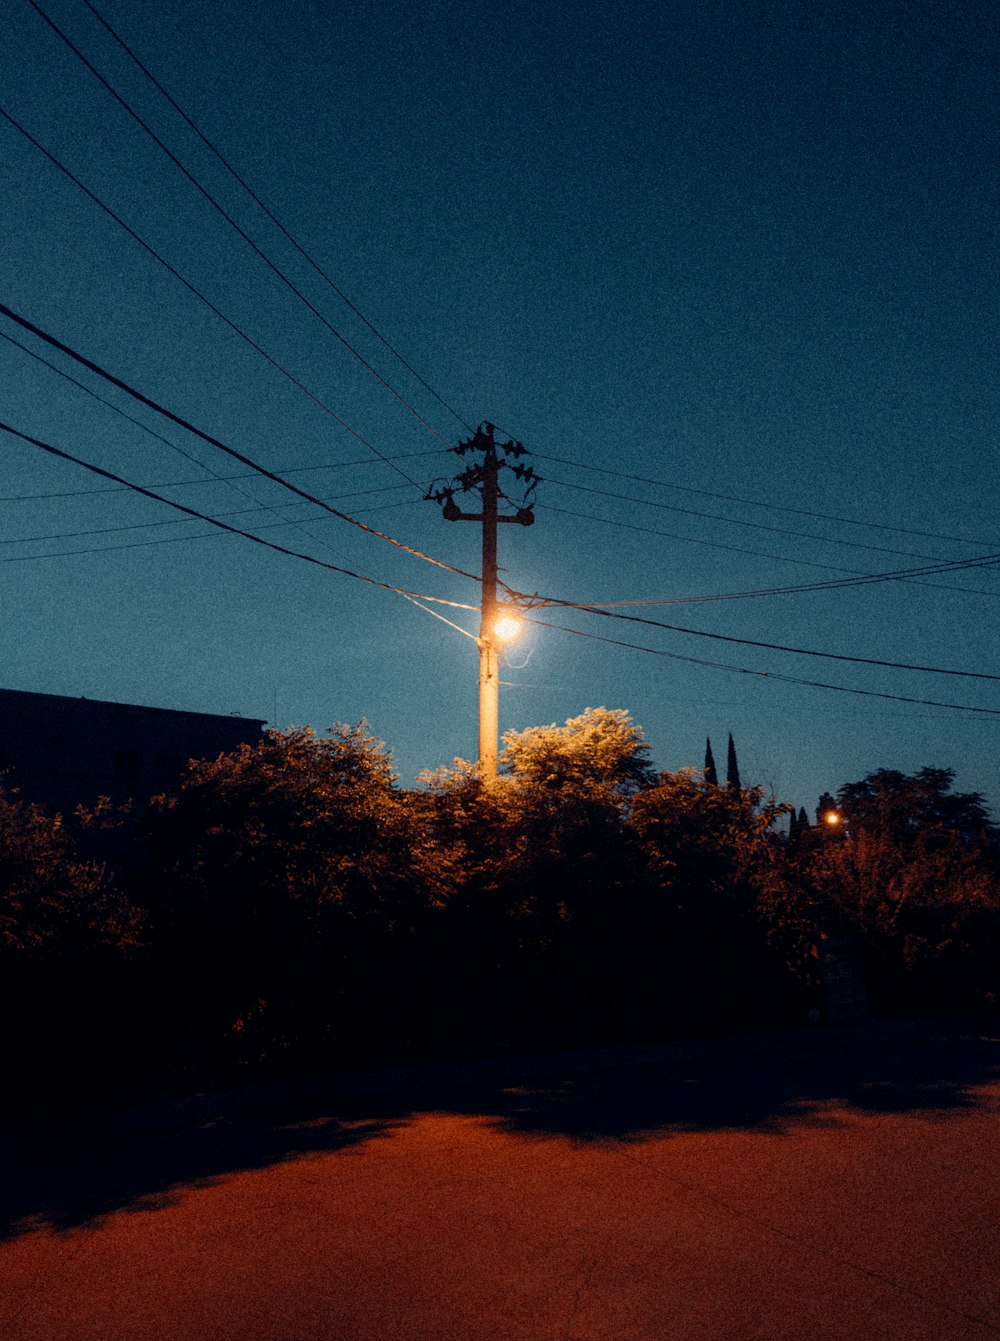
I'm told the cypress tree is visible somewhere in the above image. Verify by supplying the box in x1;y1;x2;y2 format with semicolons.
726;733;741;791
703;737;718;786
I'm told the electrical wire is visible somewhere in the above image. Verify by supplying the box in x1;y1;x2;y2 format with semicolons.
0;454;442;502
543;474;977;567
81;0;474;436
398;595;479;641
557;552;1000;607
534;450;999;551
1;323;386;570
516;596;1000;683
522;614;1000;717
0;324;449;573
0;301;477;581
0;324;448;500
0;497;428;565
26;0;453;464
0;105;422;487
539;501;1000;600
0;419;477;616
0;482;430;548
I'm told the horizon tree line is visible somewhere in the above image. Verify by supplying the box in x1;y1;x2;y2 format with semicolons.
1;707;997;1113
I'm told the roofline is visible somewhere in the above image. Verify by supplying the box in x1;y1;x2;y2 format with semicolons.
0;686;267;728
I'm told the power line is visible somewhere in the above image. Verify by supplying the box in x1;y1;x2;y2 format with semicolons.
0;455;442;503
0;105;420;487
0;498;429;566
538;501;1000;600
558;552;1000;607
0;302;478;581
80;0;474;437
26;0;453;462
1;323;383;570
534;450;998;551
0;326;449;500
2;321;433;548
0;419;477;616
0;482;432;547
523;614;1000;717
543;474;974;567
518;595;1000;683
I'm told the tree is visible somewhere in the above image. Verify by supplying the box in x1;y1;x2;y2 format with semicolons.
500;706;655;798
629;771;805;1026
416;709;657;1050
0;785;142;1105
726;734;742;791
704;737;718;786
815;792;838;826
806;767;1000;1013
835;768;996;848
139;724;439;1069
0;786;136;960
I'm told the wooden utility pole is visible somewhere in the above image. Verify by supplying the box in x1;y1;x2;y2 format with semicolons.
427;423;538;781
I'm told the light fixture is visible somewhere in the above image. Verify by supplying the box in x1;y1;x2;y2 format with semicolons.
492;613;522;642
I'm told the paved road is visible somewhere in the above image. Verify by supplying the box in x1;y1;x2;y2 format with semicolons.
2;1021;999;1340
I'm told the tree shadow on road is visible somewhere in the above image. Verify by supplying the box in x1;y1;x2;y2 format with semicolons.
435;1019;1000;1144
1;1018;997;1240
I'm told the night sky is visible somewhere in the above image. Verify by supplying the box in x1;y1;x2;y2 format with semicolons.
2;0;997;817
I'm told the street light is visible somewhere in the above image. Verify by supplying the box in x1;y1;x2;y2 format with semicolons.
492;612;522;642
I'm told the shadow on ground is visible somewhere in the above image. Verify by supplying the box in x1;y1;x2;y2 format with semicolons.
2;1018;997;1240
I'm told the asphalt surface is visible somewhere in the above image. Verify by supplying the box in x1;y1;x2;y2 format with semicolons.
2;1020;999;1340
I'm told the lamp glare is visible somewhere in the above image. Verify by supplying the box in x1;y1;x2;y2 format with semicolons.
493;615;521;642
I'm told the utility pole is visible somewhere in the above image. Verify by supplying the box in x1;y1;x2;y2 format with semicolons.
426;423;538;782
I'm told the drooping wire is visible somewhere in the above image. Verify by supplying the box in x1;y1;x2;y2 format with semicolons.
0;302;478;582
26;0;455;463
0;322;435;571
0;419;477;615
522;614;1000;717
0;106;443;490
81;0;475;436
533;450;999;551
538;501;1000;600
398;595;479;641
554;550;1000;607
543;474;979;567
2;324;379;567
514;593;1000;683
0;482;431;548
0;324;445;501
0;498;430;565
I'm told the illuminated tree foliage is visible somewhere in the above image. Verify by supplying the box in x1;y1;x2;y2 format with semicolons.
500;706;655;797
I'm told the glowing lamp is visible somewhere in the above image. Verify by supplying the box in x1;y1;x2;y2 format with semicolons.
824;810;842;826
493;614;522;642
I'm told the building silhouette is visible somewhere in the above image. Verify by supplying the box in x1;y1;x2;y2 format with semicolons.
0;687;265;816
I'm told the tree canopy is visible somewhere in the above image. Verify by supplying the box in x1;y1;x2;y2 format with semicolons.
500;706;655;797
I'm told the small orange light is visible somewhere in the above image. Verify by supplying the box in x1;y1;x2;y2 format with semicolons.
824;810;842;826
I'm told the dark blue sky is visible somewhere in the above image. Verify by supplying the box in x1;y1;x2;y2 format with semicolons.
2;0;997;814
